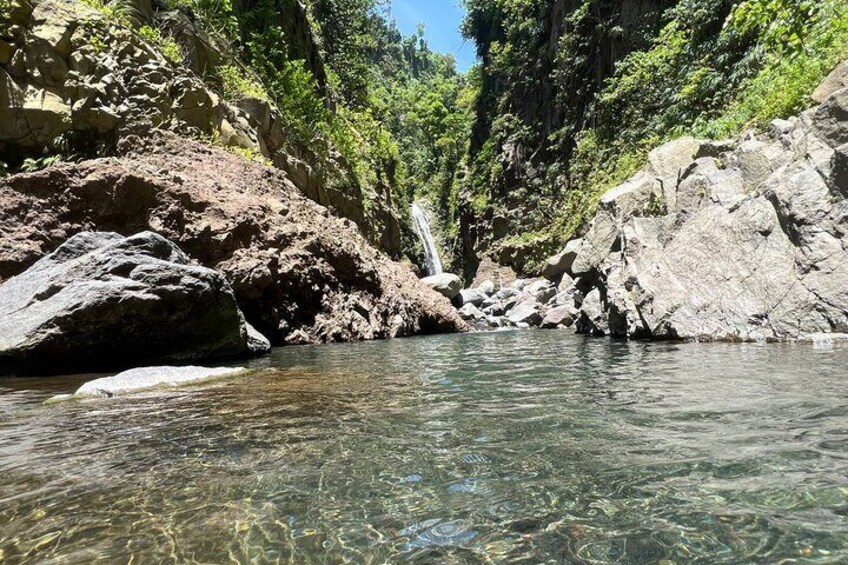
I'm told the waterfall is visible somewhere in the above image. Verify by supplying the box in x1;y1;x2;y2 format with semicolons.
411;204;444;276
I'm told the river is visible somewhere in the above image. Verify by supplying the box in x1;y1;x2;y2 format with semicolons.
2;331;848;563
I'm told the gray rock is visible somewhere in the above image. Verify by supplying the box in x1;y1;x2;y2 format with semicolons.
477;280;496;296
506;299;543;326
0;232;269;376
482;302;505;317
541;238;582;281
525;279;556;304
495;287;517;301
59;365;248;399
421;273;462;300
647;137;704;180
813;88;848;147
458;303;485;321
576;289;608;337
540;306;577;329
601;170;664;219
458;288;488;307
571;208;619;276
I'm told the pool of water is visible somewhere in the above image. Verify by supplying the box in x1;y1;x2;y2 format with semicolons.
2;331;848;563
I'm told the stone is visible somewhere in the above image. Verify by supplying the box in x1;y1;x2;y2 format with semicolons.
731;139;792;191
525;279;556;304
540;306;577;329
674;157;744;212
576;289;608;337
506;299;543;326
0;41;14;65
482;302;505;317
647;137;703;180
541;238;582;281
458;303;485;321
813;88;848;148
0;79;72;146
813;61;848;104
60;366;249;399
0;231;270;376
458;287;488;307
421;273;462;300
833;143;848;197
477;280;496;296
238;97;272;131
601;170;664;219
571;209;618;276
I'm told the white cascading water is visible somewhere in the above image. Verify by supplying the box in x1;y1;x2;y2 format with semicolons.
411;203;444;276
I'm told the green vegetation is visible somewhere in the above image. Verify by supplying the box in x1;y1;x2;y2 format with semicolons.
64;0;848;273
461;0;848;273
138;25;183;64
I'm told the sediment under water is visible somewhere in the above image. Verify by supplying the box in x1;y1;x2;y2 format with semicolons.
2;331;848;563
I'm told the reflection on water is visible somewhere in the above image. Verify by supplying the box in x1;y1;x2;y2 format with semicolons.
2;331;848;563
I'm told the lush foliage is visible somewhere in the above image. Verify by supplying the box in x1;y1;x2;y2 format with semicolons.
459;0;848;273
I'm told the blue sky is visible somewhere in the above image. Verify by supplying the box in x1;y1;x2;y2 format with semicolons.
389;0;476;71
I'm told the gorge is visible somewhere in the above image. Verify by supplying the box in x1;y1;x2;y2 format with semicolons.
4;0;848;562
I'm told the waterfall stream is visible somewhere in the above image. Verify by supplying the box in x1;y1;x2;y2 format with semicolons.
411;203;444;276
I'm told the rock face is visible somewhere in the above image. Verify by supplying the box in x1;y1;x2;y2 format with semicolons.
0;0;400;256
0;231;269;375
0;133;466;346
564;79;848;342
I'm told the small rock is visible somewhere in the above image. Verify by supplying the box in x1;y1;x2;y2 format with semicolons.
506;299;543;326
525;279;557;304
812;60;848;104
458;303;485;321
576;289;608;337
458;288;488;307
477;280;496;296
541;306;578;329
421;273;463;300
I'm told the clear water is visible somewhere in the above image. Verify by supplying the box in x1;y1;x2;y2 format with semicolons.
2;331;848;564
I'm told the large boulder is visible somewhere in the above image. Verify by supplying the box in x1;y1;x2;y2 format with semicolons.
421;273;462;300
541;238;582;281
0;133;466;346
457;287;489;308
506;299;543;326
0;231;270;376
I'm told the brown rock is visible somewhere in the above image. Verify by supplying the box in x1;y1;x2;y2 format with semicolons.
0;132;467;345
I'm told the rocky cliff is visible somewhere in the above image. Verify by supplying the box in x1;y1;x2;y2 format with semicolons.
549;65;848;341
0;132;466;346
460;0;676;276
0;0;402;256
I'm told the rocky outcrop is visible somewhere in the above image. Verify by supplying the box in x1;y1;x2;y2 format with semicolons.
0;231;269;375
0;0;401;256
0;132;466;346
555;80;848;342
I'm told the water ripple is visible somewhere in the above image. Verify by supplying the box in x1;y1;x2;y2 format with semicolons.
2;331;848;563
